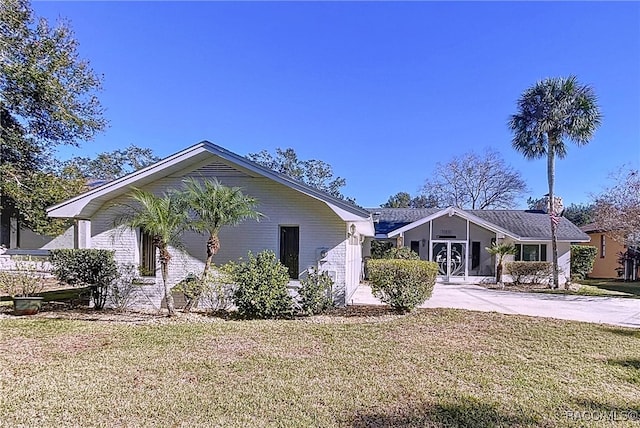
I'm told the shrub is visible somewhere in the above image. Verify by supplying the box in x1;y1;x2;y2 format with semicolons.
571;245;597;280
108;264;141;312
382;247;421;260
228;250;294;319
0;259;47;297
370;240;394;259
49;249;118;310
367;259;438;312
199;268;235;312
505;261;553;285
297;269;334;316
172;273;204;313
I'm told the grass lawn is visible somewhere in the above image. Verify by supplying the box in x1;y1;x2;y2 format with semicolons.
577;279;640;298
485;279;640;299
1;308;639;427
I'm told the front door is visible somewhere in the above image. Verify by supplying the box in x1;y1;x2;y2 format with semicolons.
431;240;467;280
280;226;299;278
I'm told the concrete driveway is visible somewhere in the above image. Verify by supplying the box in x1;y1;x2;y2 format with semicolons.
349;283;640;328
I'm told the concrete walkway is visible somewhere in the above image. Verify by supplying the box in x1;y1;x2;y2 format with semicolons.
349;283;640;328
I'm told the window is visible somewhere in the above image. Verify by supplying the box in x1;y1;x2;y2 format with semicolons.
600;235;606;258
515;244;547;262
140;230;156;276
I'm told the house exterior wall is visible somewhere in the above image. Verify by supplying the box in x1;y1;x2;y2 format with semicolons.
404;223;430;259
468;223;496;276
583;232;625;279
88;169;353;307
431;215;467;239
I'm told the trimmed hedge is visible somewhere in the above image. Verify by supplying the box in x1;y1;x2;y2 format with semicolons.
367;259;438;312
571;245;597;280
49;249;118;310
505;261;553;285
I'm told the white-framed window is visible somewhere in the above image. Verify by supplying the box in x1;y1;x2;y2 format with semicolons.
515;243;547;262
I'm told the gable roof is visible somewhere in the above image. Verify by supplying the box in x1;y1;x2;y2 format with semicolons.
48;141;372;226
369;208;589;242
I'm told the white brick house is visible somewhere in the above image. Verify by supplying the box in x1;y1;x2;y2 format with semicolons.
47;141;374;307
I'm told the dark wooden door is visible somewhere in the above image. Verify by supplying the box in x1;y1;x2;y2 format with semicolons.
280;226;299;278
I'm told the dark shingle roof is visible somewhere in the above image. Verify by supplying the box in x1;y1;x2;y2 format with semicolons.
368;208;589;241
367;208;440;235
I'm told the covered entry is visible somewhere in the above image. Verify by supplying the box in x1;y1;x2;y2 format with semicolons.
431;240;467;280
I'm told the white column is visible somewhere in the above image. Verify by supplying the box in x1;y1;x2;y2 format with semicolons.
74;219;91;249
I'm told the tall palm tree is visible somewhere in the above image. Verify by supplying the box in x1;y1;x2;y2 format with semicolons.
509;75;602;289
181;177;262;277
118;188;187;316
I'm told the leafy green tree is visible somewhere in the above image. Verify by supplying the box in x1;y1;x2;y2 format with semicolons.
63;145;160;181
247;148;350;200
181;178;261;278
562;203;595;227
117;188;187;316
486;242;517;284
509;76;602;289
420;149;527;210
0;0;105;235
382;191;439;208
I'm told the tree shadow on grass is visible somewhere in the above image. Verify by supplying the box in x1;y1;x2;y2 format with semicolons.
572;398;640;419
607;358;640;385
584;280;640;298
599;326;640;338
349;399;540;428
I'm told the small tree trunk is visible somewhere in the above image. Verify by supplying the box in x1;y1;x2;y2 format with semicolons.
159;246;175;316
202;233;220;277
547;144;560;289
496;262;503;285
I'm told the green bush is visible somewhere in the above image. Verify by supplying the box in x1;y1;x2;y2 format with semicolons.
505;261;553;285
370;241;394;259
570;245;597;280
382;247;421;260
367;259;438;312
228;250;294;319
297;269;334;316
199;268;235;312
49;249;118;310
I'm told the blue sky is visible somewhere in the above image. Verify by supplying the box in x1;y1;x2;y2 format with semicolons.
34;1;640;208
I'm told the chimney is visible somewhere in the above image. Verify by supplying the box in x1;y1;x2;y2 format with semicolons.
535;195;564;215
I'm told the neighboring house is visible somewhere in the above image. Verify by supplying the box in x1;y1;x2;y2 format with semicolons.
365;207;590;285
579;223;639;280
47;141;374;307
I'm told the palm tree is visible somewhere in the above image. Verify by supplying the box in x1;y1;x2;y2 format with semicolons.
509;76;602;289
118;188;187;316
486;242;516;285
181;177;262;277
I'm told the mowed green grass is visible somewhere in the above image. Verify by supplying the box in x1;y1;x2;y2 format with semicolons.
1;309;639;427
